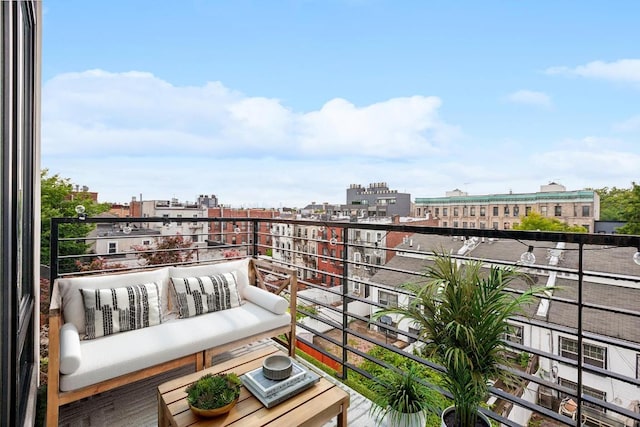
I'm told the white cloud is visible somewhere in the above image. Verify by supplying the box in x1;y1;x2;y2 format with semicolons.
546;59;640;84
613;115;640;132
43;70;457;161
42;70;462;205
505;90;552;108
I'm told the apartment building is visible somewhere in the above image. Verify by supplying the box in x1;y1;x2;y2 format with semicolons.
130;198;209;244
208;207;279;256
346;182;411;218
414;182;600;232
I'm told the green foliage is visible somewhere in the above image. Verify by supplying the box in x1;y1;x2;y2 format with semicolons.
369;364;440;426
373;252;546;427
296;304;318;320
517;352;530;369
265;248;273;257
185;373;241;410
594;185;633;221
40;169;110;268
514;211;586;232
614;182;640;235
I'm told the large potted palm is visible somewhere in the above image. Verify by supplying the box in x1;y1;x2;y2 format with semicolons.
373;252;544;427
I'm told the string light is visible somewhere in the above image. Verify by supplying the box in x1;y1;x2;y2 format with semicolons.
520;246;536;265
75;205;86;220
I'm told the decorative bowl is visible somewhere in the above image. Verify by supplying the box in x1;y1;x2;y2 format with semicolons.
262;354;293;380
189;397;238;417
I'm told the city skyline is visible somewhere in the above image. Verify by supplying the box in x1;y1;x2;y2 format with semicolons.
42;1;640;207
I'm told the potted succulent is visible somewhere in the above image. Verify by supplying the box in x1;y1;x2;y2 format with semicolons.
185;372;242;417
369;363;439;427
373;252;545;427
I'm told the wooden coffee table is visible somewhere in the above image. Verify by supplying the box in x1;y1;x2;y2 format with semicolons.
157;344;349;427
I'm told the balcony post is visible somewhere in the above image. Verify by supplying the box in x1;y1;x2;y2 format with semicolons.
50;217;60;288
577;242;584;425
341;226;349;380
252;219;258;257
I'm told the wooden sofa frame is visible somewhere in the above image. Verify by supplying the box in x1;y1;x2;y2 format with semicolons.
46;258;297;426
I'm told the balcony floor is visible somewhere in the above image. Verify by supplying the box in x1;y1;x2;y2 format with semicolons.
58;340;376;427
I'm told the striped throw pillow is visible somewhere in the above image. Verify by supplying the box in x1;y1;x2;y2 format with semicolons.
80;282;161;340
170;272;241;318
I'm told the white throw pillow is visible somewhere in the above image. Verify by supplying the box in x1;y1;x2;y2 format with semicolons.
80;282;161;339
170;272;242;318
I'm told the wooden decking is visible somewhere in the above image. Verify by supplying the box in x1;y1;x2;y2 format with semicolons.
58;340;376;427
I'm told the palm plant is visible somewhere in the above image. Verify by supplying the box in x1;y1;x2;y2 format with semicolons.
373;252;544;427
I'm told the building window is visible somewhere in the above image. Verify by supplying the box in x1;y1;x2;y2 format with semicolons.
504;206;510;216
582;205;590;217
493;206;499;216
480;207;486;217
435;207;440;216
470;206;476;216
469;222;476;228
462;222;467;228
142;240;151;245
555;205;562;217
558;378;606;412
504;222;510;229
526;206;532;215
463;206;468;216
453;221;459;228
378;290;398;308
443;207;448;216
443;221;448;227
513;206;520;216
176;214;182;225
479;222;486;229
108;242;117;254
559;337;607;369
503;324;523;345
453;207;459;216
492;222;498;230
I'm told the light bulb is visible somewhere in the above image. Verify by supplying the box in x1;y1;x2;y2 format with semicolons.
122;226;132;234
75;205;86;214
234;227;241;234
634;251;640;266
329;237;337;246
520;246;535;265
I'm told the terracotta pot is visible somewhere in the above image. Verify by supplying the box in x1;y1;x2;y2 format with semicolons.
189;397;238;418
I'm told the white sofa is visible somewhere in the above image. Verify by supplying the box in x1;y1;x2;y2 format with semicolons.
46;258;297;427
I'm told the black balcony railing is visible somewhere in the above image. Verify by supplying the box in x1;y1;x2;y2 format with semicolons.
49;216;640;427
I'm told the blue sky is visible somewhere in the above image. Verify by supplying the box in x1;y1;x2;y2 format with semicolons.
42;1;640;207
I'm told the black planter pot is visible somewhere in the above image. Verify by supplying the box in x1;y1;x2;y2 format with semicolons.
440;406;491;427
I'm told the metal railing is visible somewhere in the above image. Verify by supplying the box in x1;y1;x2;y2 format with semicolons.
49;216;640;427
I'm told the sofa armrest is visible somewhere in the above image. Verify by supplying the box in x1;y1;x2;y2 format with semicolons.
59;323;82;374
49;280;63;314
242;285;289;315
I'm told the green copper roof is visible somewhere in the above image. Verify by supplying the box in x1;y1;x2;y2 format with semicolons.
415;190;596;204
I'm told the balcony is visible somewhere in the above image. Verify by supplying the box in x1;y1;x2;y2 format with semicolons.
47;216;640;427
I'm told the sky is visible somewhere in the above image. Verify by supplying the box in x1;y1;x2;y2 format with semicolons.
42;1;640;208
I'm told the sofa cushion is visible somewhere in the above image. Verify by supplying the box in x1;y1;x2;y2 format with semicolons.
170;272;241;318
59;301;292;392
80;283;161;339
57;267;170;335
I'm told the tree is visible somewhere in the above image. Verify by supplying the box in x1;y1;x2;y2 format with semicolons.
594;186;633;221
615;182;640;235
40;169;110;267
133;234;195;265
513;211;587;233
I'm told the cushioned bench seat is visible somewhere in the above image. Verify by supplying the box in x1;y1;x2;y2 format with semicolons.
60;301;291;391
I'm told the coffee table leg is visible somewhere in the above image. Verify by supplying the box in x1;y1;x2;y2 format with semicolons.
337;403;347;427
